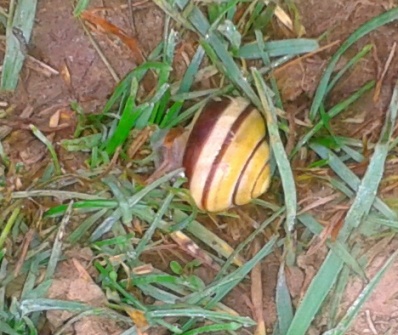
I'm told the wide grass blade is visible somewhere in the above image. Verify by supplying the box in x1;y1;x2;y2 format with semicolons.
276;264;294;335
1;0;38;91
237;38;319;59
20;299;90;315
252;69;297;233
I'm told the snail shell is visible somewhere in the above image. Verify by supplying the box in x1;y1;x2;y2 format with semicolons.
183;97;271;212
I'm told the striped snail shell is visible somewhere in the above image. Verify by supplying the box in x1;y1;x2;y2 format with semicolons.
182;97;271;212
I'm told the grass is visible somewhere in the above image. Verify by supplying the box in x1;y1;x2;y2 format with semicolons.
1;0;398;335
1;0;37;91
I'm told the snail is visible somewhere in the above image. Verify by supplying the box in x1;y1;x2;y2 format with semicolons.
147;96;271;212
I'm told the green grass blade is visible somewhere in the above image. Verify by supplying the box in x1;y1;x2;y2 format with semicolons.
327;265;350;328
252;69;297;232
309;7;398;120
73;0;91;17
45;202;73;281
20;299;90;316
180;236;277;332
100;62;170;117
161;45;205;128
1;0;37;91
365;215;398;229
0;208;20;250
12;190;104;201
254;30;283;110
30;125;61;175
237;38;319;59
185;236;278;306
102;176;132;225
68;209;108;244
95;262;147;310
0;321;21;335
105;101;151;154
326;44;372;94
60;133;102;152
134;179;184;258
286;251;344;335
120;327;139;335
276;264;294;335
155;0;260;104
298;214;366;280
181;322;241;335
310;144;396;220
148;308;255;326
292;80;375;157
216;206;285;281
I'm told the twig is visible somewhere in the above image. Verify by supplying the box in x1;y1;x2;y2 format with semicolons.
373;42;396;102
14;228;35;276
80;20;120;82
273;40;341;76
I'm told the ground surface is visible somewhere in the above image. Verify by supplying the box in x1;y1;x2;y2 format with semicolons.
2;0;398;334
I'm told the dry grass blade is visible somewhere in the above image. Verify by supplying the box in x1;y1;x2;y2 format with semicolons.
81;10;145;64
373;42;396;102
251;239;265;335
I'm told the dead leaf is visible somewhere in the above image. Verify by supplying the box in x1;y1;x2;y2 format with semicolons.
306;209;346;256
60;61;72;88
123;305;148;328
81;10;145;64
132;264;154;275
170;231;221;271
49;110;61;128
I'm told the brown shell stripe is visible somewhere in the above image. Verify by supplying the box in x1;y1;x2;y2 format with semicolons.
202;104;257;209
183;98;233;187
233;136;269;205
251;148;270;198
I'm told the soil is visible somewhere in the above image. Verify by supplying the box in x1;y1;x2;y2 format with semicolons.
2;0;398;334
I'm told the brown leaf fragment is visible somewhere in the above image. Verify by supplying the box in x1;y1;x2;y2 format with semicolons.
251;239;266;335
